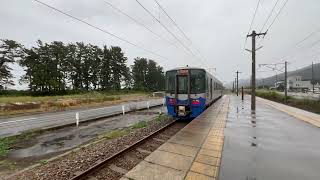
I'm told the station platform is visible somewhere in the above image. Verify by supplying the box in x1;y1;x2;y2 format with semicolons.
121;96;230;180
220;95;320;180
120;94;320;180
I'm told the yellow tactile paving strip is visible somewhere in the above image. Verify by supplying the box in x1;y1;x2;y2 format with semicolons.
122;96;230;180
186;97;229;180
257;97;320;127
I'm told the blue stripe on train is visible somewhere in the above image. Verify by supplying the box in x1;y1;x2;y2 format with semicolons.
166;96;206;118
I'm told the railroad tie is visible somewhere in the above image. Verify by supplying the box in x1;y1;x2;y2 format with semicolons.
136;148;152;154
87;177;98;180
124;155;140;162
109;164;128;175
153;138;166;143
160;134;172;139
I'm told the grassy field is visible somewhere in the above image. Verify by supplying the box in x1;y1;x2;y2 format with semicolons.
256;90;320;114
0;91;147;104
0;91;150;117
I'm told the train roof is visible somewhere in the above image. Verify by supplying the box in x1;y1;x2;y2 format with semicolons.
166;67;223;85
166;67;205;71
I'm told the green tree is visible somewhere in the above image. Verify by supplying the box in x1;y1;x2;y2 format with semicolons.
146;60;165;91
109;46;127;90
132;58;165;91
0;39;23;88
132;57;148;90
49;41;68;91
99;45;112;90
90;45;102;90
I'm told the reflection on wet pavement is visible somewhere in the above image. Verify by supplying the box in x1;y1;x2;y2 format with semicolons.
8;106;166;159
219;95;320;180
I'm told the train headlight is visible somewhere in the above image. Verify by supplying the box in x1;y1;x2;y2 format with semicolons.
168;98;176;105
191;99;200;105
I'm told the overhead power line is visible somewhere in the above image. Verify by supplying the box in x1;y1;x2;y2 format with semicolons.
258;0;289;47
244;0;261;48
275;28;320;62
153;0;190;43
134;0;203;65
102;0;175;47
33;0;168;60
293;28;320;48
265;0;289;33
153;0;209;65
259;0;281;33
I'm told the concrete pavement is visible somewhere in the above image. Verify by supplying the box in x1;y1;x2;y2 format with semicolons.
219;95;320;180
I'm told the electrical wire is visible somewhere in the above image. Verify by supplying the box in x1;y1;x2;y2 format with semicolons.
33;0;168;60
152;0;209;66
259;0;281;33
293;28;320;48
134;0;203;65
153;0;189;44
102;0;175;47
244;0;261;49
265;0;289;33
153;0;210;66
278;36;320;62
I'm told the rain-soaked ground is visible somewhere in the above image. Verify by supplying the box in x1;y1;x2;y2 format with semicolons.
219;95;320;180
0;106;166;176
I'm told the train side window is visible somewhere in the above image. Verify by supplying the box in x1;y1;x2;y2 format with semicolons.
165;70;177;93
210;79;213;98
190;69;205;93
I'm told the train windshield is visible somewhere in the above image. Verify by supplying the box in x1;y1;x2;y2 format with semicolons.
177;76;188;94
190;69;205;93
166;70;176;93
166;69;205;94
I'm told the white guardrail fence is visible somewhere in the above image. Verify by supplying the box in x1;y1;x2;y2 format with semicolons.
0;98;165;137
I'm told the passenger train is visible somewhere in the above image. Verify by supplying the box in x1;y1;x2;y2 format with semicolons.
165;67;223;119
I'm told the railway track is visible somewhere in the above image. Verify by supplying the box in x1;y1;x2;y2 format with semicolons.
70;120;188;180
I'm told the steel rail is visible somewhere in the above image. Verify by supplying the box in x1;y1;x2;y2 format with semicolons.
70;119;177;180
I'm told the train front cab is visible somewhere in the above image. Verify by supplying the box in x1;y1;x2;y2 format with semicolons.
165;68;208;119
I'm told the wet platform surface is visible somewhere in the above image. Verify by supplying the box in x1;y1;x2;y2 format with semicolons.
121;96;229;180
219;95;320;180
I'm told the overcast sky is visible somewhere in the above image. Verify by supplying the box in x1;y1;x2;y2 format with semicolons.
1;0;320;89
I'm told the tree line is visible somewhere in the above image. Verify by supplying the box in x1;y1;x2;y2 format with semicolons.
0;39;165;94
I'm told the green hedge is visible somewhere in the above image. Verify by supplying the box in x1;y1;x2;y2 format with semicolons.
256;90;320;114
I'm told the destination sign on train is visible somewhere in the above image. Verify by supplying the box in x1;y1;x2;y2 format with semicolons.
178;69;188;75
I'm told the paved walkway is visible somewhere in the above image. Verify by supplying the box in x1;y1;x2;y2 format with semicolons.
121;96;230;180
219;95;320;180
257;97;320;127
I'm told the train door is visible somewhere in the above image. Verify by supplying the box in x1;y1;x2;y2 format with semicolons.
210;78;213;100
177;75;188;97
176;74;189;116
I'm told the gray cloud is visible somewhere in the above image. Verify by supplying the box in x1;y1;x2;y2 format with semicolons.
1;0;320;89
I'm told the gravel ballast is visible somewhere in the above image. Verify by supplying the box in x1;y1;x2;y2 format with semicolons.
7;117;177;180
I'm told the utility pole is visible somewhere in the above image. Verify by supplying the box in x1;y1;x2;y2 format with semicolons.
235;78;237;94
232;81;235;93
312;62;314;93
236;71;240;96
242;86;244;101
246;30;267;111
284;61;288;103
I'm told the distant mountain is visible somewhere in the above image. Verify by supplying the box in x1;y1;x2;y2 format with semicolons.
226;63;320;88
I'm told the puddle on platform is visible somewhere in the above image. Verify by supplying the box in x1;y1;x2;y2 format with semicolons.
7;106;166;159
